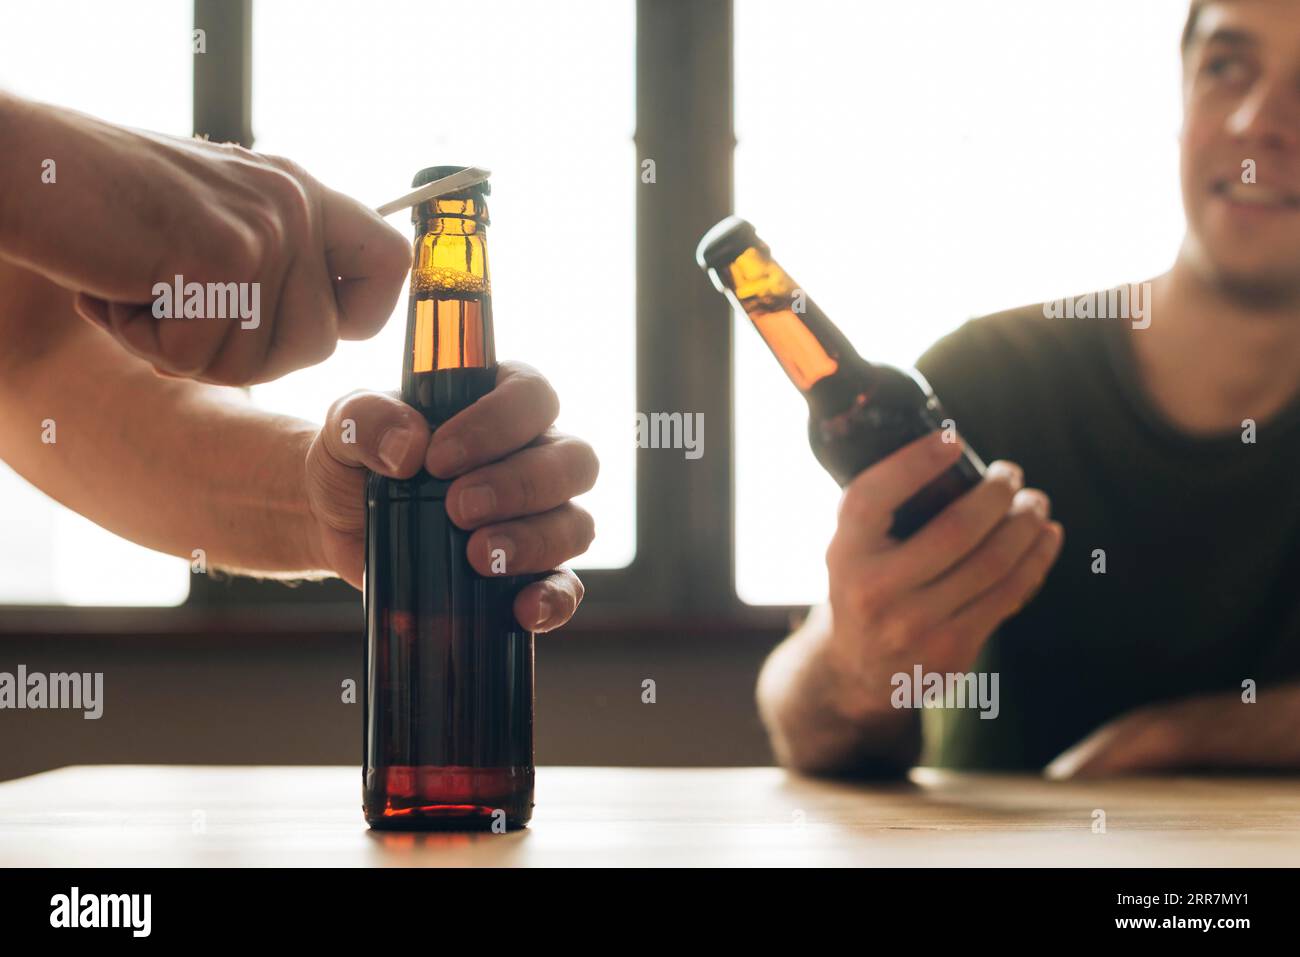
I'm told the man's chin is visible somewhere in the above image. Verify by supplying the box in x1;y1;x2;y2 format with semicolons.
1203;259;1300;305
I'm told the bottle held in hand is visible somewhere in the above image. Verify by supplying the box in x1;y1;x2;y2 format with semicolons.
696;216;986;537
363;167;534;830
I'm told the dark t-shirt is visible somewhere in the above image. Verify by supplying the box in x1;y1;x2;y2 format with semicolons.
912;300;1300;769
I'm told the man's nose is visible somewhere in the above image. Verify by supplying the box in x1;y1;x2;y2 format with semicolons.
1227;80;1299;152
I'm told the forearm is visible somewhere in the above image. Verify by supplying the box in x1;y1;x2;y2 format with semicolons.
1164;682;1300;769
0;274;327;577
757;604;921;777
0;91;75;272
0;90;29;252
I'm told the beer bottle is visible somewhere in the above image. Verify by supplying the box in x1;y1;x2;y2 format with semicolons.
696;216;986;538
363;166;534;830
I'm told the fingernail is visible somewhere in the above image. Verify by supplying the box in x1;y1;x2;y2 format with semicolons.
427;439;466;476
459;485;496;522
377;428;416;472
533;596;553;631
994;461;1024;489
486;535;514;573
1043;757;1072;781
1021;489;1049;518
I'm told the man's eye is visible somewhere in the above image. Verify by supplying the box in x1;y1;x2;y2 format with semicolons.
1204;55;1250;82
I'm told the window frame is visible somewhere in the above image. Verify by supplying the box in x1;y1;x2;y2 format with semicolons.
2;0;804;636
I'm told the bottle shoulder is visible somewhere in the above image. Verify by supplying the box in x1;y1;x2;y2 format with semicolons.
807;361;933;415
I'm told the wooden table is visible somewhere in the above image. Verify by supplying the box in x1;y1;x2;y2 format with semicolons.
0;765;1296;866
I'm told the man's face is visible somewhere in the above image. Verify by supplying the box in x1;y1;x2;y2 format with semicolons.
1181;0;1300;295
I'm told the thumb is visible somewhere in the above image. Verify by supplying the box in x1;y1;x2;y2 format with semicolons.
314;390;429;478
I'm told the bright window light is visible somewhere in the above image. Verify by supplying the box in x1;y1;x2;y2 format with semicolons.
734;0;1190;604
250;0;636;570
0;0;192;605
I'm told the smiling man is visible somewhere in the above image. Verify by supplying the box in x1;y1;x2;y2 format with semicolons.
757;0;1300;778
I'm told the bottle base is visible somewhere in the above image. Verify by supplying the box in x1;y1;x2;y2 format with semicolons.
365;809;532;832
364;765;533;831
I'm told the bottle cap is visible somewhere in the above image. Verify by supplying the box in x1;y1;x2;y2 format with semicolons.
375;166;492;217
696;216;762;271
410;165;492;195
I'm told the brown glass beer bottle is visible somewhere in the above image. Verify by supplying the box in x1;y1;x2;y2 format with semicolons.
697;216;986;538
363;166;534;830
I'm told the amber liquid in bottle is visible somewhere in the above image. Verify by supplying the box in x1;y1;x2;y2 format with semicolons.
697;217;986;538
363;167;534;830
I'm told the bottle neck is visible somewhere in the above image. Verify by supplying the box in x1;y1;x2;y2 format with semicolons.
712;244;869;395
401;194;496;425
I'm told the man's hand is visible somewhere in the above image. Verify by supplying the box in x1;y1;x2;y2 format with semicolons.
756;430;1063;774
818;431;1063;722
303;362;598;632
0;93;410;385
1043;707;1187;779
1045;683;1300;779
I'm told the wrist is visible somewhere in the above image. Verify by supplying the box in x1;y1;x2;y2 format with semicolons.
802;618;898;724
289;427;333;576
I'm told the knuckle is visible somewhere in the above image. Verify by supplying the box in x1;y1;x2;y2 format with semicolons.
967;550;1009;587
513;468;542;513
824;539;840;575
988;477;1019;512
996;519;1040;560
522;524;551;567
240;168;311;251
327;389;371;423
238;198;288;266
513;364;560;422
451;425;486;460
890;607;929;645
305;331;338;366
845;577;888;625
565;439;600;491
539;375;561;420
931;511;978;554
256;156;313;209
836;485;867;524
572;507;597;554
1010;504;1048;532
203;215;262;280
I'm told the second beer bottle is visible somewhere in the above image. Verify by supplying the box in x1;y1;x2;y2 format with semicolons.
363;166;535;830
696;216;986;539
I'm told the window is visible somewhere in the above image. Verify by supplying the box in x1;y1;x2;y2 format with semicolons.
0;0;193;605
249;0;636;570
1;0;1197;619
733;0;1189;604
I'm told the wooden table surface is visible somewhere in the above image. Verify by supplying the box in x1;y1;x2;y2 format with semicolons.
1;765;1296;866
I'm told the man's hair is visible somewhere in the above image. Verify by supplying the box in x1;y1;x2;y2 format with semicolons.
1181;0;1209;53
